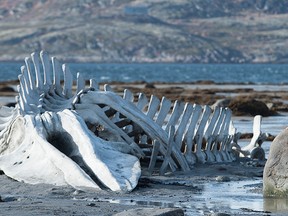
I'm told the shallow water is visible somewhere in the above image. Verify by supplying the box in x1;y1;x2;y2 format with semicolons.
264;198;288;213
92;178;288;215
94;114;288;215
91;179;267;215
233;113;288;137
233;113;288;158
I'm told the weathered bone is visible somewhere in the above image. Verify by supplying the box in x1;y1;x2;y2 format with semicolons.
0;114;101;190
233;115;267;160
0;51;267;192
74;90;190;172
0;51;141;192
0;107;18;132
73;82;266;172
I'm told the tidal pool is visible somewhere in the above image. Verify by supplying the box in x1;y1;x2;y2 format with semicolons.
90;178;267;215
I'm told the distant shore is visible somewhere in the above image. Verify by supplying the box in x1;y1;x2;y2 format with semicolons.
1;80;287;114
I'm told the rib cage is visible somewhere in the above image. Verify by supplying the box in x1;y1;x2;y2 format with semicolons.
14;51;265;175
73;85;238;174
17;51;86;115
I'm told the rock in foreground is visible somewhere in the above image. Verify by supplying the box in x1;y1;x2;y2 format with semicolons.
263;127;288;197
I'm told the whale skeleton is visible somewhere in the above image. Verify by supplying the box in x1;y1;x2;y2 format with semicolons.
0;51;266;192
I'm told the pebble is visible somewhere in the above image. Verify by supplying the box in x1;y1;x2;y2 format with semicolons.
72;190;84;195
87;202;96;207
209;213;231;216
215;176;231;182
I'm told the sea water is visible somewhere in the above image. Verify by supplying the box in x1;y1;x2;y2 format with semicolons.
0;62;287;84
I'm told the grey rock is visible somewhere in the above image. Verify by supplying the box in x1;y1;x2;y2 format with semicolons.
215;176;231;182
250;146;265;161
208;213;231;216
263;127;288;197
211;99;231;109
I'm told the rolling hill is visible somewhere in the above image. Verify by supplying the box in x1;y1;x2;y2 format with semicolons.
0;0;287;63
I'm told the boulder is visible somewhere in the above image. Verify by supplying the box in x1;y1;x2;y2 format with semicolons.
263;127;288;197
144;82;156;89
211;98;231;110
228;98;274;116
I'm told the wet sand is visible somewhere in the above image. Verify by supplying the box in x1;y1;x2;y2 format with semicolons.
0;81;288;215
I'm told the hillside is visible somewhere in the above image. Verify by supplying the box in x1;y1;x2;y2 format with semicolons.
0;0;288;63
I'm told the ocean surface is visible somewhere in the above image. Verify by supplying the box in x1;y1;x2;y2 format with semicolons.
0;62;287;84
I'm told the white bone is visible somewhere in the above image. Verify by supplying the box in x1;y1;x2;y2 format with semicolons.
146;95;160;119
235;115;267;158
123;89;134;102
165;100;185;132
174;103;194;148
24;57;36;90
51;57;62;94
31;52;43;89
148;140;160;174
136;93;148;110
155;97;171;126
183;104;202;166
160;126;175;175
40;51;52;87
204;106;221;162
62;64;73;98
195;105;211;163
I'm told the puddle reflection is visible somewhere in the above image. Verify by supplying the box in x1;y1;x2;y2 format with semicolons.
110;199;177;208
196;180;264;211
93;179;266;215
264;198;288;213
103;198;214;215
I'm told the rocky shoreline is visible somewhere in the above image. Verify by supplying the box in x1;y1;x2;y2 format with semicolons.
1;80;288;114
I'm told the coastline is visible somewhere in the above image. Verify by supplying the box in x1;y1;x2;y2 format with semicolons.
0;81;288;215
1;80;288;114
